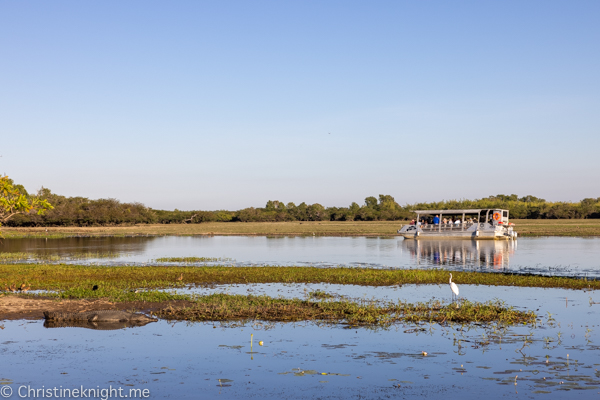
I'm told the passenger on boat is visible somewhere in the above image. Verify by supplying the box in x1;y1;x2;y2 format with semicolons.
433;215;440;224
442;218;448;224
410;219;415;225
454;219;461;225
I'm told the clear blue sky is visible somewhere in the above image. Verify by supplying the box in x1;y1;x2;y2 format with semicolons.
1;1;599;210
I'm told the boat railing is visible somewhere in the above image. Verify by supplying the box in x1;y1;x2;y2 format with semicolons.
419;223;478;232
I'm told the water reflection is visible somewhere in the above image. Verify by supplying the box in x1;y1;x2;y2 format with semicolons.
403;240;516;271
0;237;153;256
1;236;600;277
43;319;156;330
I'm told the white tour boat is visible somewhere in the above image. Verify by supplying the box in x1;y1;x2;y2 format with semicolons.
397;209;517;240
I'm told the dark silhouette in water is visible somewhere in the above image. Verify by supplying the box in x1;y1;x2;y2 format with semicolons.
44;310;157;323
43;310;157;330
44;319;156;330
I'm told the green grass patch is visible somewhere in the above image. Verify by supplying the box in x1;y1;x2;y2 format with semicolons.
156;293;535;326
53;287;192;303
0;263;541;326
1;264;598;292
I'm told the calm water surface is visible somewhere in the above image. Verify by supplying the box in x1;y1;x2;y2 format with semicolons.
2;285;600;399
2;236;600;398
2;236;600;277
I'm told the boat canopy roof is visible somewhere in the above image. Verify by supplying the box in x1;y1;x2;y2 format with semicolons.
411;209;506;215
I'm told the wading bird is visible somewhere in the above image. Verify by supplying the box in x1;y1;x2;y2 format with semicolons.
449;273;459;302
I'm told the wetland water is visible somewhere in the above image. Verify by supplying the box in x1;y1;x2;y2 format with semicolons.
2;286;600;399
2;236;600;398
2;236;600;277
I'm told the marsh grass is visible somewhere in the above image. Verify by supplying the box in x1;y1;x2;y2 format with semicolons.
49;287;192;302
156;294;535;326
1;264;598;294
12;289;534;326
511;219;600;237
0;263;542;326
3;219;600;238
154;257;231;263
1;221;402;238
0;252;120;262
2;264;600;291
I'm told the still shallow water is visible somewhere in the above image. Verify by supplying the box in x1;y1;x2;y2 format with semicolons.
2;285;600;399
2;236;600;277
2;236;600;398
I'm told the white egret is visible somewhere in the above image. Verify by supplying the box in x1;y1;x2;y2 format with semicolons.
449;273;459;301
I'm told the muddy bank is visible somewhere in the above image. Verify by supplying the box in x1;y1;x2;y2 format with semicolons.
0;295;194;321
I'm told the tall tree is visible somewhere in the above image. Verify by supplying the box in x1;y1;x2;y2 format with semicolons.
364;196;378;209
378;194;399;211
0;176;53;230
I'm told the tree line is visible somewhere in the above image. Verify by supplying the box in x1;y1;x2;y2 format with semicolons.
4;182;600;227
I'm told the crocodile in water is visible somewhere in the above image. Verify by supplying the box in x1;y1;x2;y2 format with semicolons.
43;310;158;324
43;319;156;330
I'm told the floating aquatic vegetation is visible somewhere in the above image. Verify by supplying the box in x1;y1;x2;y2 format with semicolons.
278;369;350;377
154;256;233;263
307;290;336;299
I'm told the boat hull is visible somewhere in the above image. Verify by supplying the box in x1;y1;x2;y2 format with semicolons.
399;232;510;240
397;223;516;240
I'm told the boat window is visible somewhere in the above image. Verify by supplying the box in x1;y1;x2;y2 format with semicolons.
503;211;508;217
